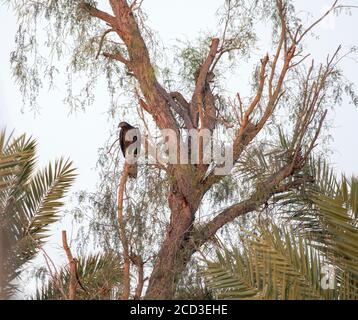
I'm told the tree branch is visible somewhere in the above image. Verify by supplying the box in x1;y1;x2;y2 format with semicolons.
298;0;339;42
239;54;269;134
131;253;145;299
81;0;178;132
118;163;130;300
190;38;220;128
80;2;116;26
195;163;304;248
62;230;77;300
170;92;190;110
95;29;115;59
103;52;131;66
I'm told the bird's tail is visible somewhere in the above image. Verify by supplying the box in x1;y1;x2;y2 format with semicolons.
127;163;138;179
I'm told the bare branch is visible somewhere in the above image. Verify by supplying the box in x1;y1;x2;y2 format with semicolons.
170;92;190;110
195;38;220;93
103;52;131;66
95;28;115;59
80;2;116;26
298;0;339;42
195;163;306;249
302;109;328;164
131;253;145;299
62;230;77;300
239;54;269;135
117;163;130;300
190;38;220;128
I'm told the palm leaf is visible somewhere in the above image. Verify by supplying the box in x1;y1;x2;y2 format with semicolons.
205;248;260;299
35;252;123;300
0;130;76;298
204;224;328;300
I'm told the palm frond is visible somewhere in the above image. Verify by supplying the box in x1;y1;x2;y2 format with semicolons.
204;224;328;300
0;130;76;297
35;252;123;300
205;248;260;299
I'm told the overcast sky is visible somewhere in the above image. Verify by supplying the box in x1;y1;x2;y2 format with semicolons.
0;0;357;297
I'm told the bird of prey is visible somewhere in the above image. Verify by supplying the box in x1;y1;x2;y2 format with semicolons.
118;121;141;178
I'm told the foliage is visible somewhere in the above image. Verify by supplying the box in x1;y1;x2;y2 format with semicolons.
0;129;76;298
35;252;123;300
204;173;358;300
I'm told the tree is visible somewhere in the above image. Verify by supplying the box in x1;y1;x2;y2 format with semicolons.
5;0;358;299
0;130;76;298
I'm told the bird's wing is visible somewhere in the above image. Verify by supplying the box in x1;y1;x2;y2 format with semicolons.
119;128;126;158
120;127;141;158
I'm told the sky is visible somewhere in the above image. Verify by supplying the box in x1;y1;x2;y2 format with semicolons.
0;0;357;297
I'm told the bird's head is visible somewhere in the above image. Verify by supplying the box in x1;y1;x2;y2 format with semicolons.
118;121;132;129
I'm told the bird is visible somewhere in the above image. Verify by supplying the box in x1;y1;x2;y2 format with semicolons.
118;121;141;178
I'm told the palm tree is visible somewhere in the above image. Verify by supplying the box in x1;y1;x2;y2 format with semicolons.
35;252;123;300
0;129;76;299
204;162;358;300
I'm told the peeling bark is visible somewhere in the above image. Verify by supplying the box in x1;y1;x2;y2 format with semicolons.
145;189;194;299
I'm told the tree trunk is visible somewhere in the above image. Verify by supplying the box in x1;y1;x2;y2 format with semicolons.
145;187;196;299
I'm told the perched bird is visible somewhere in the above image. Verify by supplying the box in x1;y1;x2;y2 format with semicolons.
118;121;141;178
